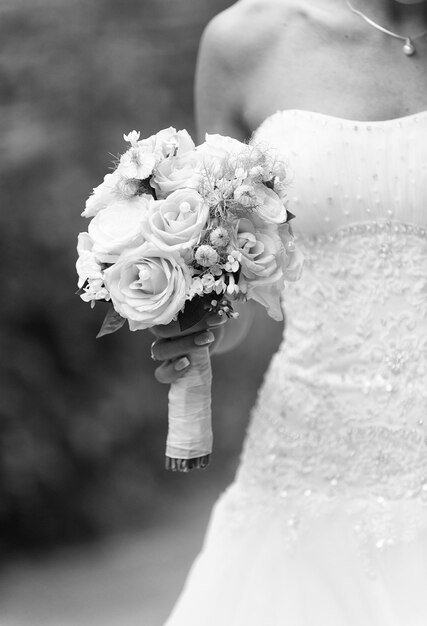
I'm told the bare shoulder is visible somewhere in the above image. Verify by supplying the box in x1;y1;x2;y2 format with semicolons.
200;0;295;68
195;0;298;139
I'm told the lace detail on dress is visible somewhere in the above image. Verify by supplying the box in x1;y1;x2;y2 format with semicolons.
199;110;427;578
222;219;427;575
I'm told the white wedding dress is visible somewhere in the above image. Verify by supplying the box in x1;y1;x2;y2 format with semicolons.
165;109;427;625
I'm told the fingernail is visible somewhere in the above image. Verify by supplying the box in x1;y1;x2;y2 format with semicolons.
194;330;215;346
174;356;190;371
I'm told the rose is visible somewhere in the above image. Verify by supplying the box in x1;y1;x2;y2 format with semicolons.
253;184;288;224
88;196;150;258
82;170;122;218
197;133;246;177
231;218;286;319
141;128;195;160
149;189;209;252
151;150;203;198
240;231;284;282
163;129;195;157
103;243;191;330
232;218;282;280
237;222;303;319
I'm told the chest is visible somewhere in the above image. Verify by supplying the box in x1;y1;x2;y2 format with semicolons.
255;110;427;236
241;12;427;132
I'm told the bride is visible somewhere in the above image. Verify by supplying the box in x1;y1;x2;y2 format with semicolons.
150;0;427;623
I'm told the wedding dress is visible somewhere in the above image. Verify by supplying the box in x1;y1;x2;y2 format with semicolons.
165;109;427;625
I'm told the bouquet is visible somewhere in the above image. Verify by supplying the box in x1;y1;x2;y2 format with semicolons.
76;127;303;471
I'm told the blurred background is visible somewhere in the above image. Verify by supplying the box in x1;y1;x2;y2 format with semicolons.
0;0;283;624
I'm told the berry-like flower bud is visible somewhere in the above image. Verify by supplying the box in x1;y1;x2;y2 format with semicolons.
195;244;219;267
234;184;257;208
210;227;230;247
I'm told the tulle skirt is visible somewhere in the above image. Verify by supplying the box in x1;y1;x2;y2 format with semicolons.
164;483;427;626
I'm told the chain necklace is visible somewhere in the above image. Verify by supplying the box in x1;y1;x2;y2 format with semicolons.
346;0;427;55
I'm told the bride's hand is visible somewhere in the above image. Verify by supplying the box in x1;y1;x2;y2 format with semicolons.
150;314;227;385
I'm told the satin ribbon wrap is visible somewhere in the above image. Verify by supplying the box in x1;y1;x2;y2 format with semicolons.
166;346;212;471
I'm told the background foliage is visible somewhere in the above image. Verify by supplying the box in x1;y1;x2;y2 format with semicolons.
0;0;282;555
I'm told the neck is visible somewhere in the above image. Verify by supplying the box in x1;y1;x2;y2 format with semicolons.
349;0;427;27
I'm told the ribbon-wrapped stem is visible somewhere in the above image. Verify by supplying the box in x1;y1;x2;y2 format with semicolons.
165;346;212;472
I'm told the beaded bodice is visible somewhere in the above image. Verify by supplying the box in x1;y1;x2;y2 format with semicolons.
229;110;427;557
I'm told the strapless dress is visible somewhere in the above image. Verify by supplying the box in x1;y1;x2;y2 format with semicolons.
164;110;427;626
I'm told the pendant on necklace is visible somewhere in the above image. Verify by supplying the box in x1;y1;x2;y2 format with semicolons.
403;38;416;56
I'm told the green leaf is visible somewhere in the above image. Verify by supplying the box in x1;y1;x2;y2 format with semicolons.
75;279;88;296
139;177;157;199
178;296;209;332
96;305;126;338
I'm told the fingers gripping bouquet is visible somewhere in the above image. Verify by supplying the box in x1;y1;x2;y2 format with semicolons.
76;128;303;471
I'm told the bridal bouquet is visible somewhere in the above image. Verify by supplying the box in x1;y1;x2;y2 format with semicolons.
76;127;303;471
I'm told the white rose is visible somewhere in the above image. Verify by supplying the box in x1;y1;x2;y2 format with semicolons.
236;222;284;283
241;223;303;320
166;129;195;156
151;150;202;198
253;184;288;224
88;197;150;258
149;189;209;252
139;127;195;160
103;243;191;330
197;133;246;177
83;170;122;218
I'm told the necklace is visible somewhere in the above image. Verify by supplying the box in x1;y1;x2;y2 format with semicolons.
346;0;427;55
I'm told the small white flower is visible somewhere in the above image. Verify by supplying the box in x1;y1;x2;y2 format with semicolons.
118;147;156;180
210;263;223;277
80;278;110;305
249;165;264;179
188;277;204;299
226;273;239;296
216;177;235;197
123;130;141;147
234;166;247;181
201;273;216;293
76;232;104;287
195;244;219;267
76;251;102;288
214;277;227;294
224;252;240;273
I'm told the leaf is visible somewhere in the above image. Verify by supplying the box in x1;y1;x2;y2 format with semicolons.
96;305;126;338
178;296;209;332
75;279;89;296
286;210;296;222
139;177;157;199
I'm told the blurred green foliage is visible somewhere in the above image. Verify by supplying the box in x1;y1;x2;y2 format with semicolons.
0;0;283;555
